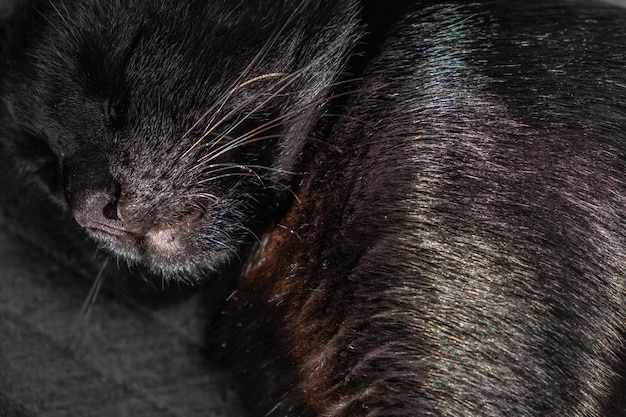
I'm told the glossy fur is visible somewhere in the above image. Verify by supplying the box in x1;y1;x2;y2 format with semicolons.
2;1;626;416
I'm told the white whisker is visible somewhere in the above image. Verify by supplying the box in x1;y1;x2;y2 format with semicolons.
70;259;109;350
179;0;309;156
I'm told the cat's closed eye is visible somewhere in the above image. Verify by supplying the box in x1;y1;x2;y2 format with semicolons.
102;97;126;130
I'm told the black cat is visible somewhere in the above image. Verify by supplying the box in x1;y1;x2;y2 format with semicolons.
2;0;626;416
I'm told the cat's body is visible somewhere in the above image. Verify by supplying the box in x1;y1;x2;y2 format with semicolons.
2;1;626;416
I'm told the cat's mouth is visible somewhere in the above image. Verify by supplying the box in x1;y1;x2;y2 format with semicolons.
83;210;206;270
68;182;243;277
88;219;127;237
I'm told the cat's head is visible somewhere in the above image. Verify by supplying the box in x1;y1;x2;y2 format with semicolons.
0;0;359;280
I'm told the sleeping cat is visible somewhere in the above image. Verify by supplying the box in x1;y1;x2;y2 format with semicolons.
2;0;626;416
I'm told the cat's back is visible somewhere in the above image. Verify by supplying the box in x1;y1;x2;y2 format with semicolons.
222;2;626;416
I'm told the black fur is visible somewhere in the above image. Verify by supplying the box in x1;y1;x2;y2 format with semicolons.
2;0;626;416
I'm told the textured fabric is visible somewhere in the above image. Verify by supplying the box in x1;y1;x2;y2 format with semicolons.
0;151;245;416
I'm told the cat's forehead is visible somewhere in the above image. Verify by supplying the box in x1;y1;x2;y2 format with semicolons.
34;1;295;123
67;1;283;50
6;0;355;139
69;1;278;69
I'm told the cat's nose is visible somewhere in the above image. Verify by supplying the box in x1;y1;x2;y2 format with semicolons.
71;187;127;236
62;156;128;236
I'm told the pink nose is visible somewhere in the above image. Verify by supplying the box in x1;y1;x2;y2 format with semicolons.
71;189;128;236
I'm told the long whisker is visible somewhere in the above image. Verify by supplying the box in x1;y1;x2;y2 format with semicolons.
70;259;109;350
197;70;365;162
181;3;352;160
196;106;303;165
196;162;299;177
190;162;299;196
193;88;357;168
58;0;71;20
179;1;310;152
28;2;72;47
197;171;269;184
187;192;222;204
183;65;310;160
196;132;285;169
188;93;317;172
48;0;70;27
179;72;288;158
196;170;295;198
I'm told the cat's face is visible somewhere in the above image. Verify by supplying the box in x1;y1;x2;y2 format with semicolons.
0;0;359;279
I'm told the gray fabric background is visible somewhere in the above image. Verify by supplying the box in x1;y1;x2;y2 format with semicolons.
0;151;248;417
1;1;625;416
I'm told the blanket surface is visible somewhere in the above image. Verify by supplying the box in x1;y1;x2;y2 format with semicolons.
0;150;246;416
